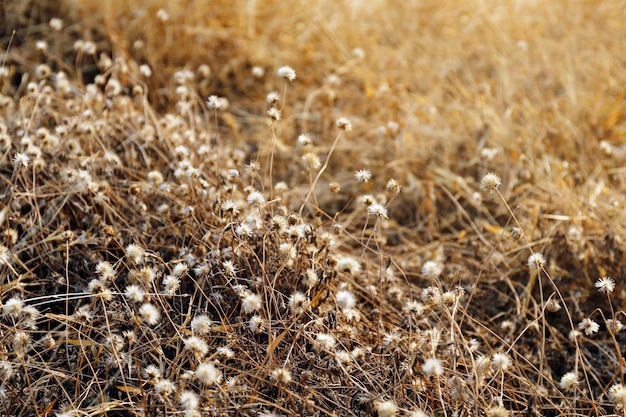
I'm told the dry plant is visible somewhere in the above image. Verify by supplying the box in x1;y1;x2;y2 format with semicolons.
1;0;626;416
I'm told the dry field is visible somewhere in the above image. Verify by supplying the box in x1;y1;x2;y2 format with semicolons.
1;0;626;416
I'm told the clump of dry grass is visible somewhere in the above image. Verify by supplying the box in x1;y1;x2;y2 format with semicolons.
1;0;626;416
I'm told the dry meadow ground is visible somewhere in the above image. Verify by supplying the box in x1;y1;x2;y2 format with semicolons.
1;0;626;416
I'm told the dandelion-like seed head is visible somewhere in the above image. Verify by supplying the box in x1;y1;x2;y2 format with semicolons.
336;117;352;131
139;303;161;325
355;169;372;183
480;172;501;193
277;66;296;81
491;352;511;372
367;202;389;219
178;390;199;410
241;292;262;314
267;107;281;121
578;317;600;336
195;362;222;385
559;371;579;392
184;336;209;358
3;296;24;318
191;314;213;335
527;252;546;269
422;358;444;377
13;153;30;169
609;383;626;410
336;290;356;310
375;400;398;417
422;260;444;279
270;367;293;384
595;276;615;294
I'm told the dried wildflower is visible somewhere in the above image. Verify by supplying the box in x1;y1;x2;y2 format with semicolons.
217;346;235;358
270;367;292;384
3;296;24;318
222;260;237;276
241;292;262;314
143;364;162;380
266;92;280;104
336;255;362;275
277;66;296;81
196;362;222;385
480;172;501;193
527;252;546;269
607;319;624;333
314;333;336;352
191;315;213;335
249;315;265;333
267;107;281;121
355;169;372;183
595;276;615;294
559;371;579;391
247;190;266;206
49;17;63;31
578;317;600;336
184;336;209;358
609;383;626;409
126;244;146;264
221;199;240;215
162;275;181;295
13;152;30;168
336;290;356;310
368;202;389;219
178;390;199;410
288;291;308;314
422;260;444;279
422;358;444;377
139;303;161;325
491;352;511;372
386;179;401;195
488;406;510;417
336;117;352;131
206;95;222;110
252;66;264;77
124;285;145;303
546;297;561;312
154;379;176;398
302;153;321;170
404;300;425;316
375;400;398;417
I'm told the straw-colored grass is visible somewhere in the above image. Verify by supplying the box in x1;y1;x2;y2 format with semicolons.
1;1;626;416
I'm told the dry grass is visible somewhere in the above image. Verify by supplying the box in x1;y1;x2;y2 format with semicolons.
1;0;626;416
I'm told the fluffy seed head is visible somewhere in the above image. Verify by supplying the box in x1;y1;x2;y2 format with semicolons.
559;371;579;391
480;172;501;193
609;383;626;409
184;336;209;358
336;290;356;310
3;297;24;318
195;362;222;385
139;303;161;325
191;314;213;335
241;292;262;314
178;390;199;410
277;66;296;81
355;169;372;183
375;400;398;417
527;252;546;269
578;317;600;336
270;367;292;384
491;352;511;372
422;358;444;377
595;276;615;294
